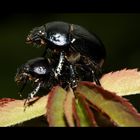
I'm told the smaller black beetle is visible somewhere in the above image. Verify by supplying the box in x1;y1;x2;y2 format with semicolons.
15;56;95;105
26;21;106;87
15;57;53;104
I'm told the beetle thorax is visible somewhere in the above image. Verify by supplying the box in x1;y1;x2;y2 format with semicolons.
48;32;69;46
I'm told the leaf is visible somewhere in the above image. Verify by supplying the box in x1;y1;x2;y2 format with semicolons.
75;82;140;127
0;96;48;127
47;86;67;127
72;94;97;127
64;87;75;127
100;69;140;96
90;108;115;127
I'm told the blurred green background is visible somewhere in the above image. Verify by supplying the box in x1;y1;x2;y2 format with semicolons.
0;13;140;109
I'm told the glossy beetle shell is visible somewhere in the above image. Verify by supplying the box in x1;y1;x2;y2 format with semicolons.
27;21;106;66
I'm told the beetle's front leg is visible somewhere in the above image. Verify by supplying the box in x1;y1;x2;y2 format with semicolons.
24;82;42;106
69;64;78;89
53;51;65;79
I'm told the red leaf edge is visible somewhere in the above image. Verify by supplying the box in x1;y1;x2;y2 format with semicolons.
72;98;81;127
77;94;98;126
78;81;140;121
46;86;61;125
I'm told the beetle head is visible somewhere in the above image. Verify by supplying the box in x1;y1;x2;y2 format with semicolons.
26;26;47;46
15;57;51;86
15;64;34;86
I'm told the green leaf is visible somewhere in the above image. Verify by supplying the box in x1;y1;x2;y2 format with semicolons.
91;108;115;127
64;87;75;127
100;69;140;96
73;94;97;127
47;86;67;127
75;82;140;127
0;96;48;127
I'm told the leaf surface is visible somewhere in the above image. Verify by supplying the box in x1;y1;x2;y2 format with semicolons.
75;82;140;127
64;87;75;127
73;94;97;127
100;69;140;96
0;96;48;127
47;86;67;127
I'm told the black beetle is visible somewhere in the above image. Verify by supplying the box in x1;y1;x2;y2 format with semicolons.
15;56;95;105
26;21;106;87
15;57;53;105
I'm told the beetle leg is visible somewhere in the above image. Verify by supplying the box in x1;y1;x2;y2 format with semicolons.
91;70;101;86
24;82;41;106
87;64;101;86
82;63;101;85
54;51;65;79
69;64;78;89
80;56;101;86
18;81;27;98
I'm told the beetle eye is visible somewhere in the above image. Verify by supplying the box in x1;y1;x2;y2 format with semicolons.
23;65;30;71
33;66;47;75
38;30;42;34
38;30;45;36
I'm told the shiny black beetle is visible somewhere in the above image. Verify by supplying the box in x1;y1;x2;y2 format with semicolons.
15;57;53;104
26;21;106;87
15;57;94;104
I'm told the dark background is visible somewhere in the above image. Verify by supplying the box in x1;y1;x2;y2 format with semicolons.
0;13;140;110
